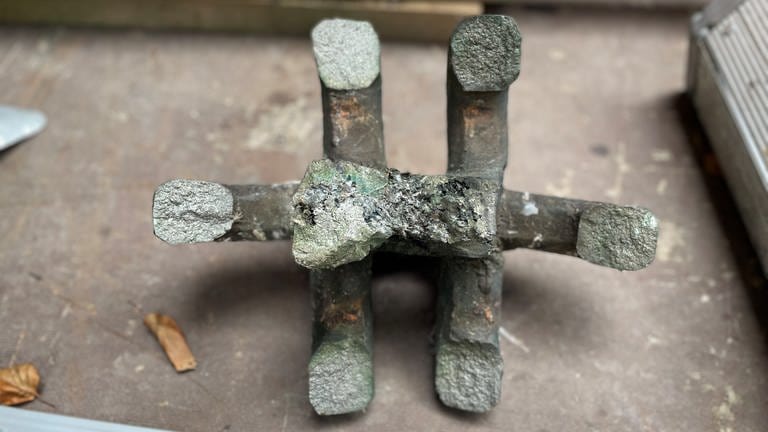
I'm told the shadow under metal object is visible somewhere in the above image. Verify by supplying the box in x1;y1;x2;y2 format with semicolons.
151;15;660;415
688;0;768;275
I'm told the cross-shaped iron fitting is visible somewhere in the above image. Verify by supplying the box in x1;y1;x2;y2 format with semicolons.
152;15;659;415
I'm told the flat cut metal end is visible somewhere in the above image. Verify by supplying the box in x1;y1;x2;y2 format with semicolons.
311;19;380;90
152;179;234;245
435;341;503;413
576;204;659;271
308;339;374;415
449;15;522;92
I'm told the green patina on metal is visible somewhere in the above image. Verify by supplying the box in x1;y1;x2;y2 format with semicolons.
291;159;499;269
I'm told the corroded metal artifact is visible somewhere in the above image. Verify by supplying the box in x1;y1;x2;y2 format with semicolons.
152;16;659;415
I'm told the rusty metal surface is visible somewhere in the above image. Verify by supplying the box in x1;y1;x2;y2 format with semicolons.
0;8;767;431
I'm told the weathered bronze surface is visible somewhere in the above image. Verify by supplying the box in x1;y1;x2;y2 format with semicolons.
151;15;659;415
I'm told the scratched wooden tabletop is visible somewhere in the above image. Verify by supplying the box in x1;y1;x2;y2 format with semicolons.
0;8;766;431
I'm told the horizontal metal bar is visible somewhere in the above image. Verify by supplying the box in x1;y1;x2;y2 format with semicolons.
153;179;658;271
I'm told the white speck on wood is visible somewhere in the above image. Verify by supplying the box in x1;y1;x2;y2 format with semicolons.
247;97;317;154
548;49;566;61
651;149;672;162
8;329;26;367
656;219;687;263
499;327;530;353
545;168;574;196
605;141;630;199
60;303;72;319
645;335;663;349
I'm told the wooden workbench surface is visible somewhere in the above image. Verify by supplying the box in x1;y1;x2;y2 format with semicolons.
0;8;766;431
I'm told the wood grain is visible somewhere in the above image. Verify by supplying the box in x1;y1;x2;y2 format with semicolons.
0;0;482;42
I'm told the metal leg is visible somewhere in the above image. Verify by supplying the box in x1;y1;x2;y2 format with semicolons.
435;253;504;412
309;258;374;415
307;19;384;415
435;15;521;412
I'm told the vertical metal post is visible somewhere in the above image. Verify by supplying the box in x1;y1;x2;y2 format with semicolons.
436;15;521;412
307;18;384;415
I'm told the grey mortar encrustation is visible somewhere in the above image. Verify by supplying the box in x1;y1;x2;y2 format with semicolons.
151;15;660;415
291;159;501;270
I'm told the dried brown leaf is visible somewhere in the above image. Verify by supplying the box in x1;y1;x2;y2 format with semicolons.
144;313;197;372
0;363;40;406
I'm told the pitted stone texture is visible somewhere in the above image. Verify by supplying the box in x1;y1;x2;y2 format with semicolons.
308;339;373;415
576;204;659;271
153;180;234;244
450;15;522;92
435;341;503;413
312;19;380;90
292;159;498;269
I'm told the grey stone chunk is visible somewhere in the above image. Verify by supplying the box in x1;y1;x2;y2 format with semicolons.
576;204;659;271
0;105;46;151
312;19;380;90
292;159;498;269
153;180;234;244
435;341;503;413
450;15;522;92
308;339;373;415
